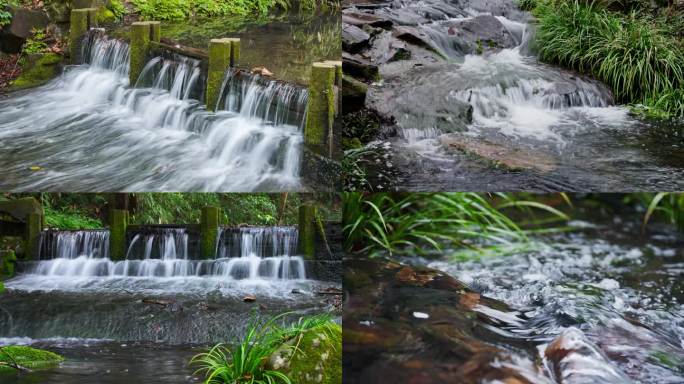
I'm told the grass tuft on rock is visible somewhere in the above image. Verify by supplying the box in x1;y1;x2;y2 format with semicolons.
0;346;64;372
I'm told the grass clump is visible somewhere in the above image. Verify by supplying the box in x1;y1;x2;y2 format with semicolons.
343;193;568;258
44;206;102;230
191;312;336;384
534;0;684;118
0;346;64;372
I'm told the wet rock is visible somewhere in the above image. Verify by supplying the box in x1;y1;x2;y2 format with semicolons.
393;26;441;56
343;24;371;53
243;295;256;302
547;81;579;96
342;52;379;82
342;9;393;29
343;258;540;384
0;6;50;54
440;134;557;173
438;15;519;55
545;327;631;383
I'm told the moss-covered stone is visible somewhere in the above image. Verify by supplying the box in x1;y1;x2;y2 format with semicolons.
269;323;342;384
24;212;43;259
69;8;96;63
109;209;127;260
298;205;316;259
205;38;232;111
305;62;336;156
96;7;116;23
0;346;64;372
10;53;62;91
200;206;219;259
129;21;152;86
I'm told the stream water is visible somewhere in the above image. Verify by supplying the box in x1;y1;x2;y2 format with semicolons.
357;0;684;191
425;219;684;382
0;31;307;192
0;226;337;382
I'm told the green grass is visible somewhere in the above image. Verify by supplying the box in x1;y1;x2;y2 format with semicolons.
191;313;334;384
44;206;102;230
343;193;569;258
533;0;684;118
642;192;684;232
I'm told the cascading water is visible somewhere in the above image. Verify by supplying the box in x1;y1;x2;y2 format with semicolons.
8;226;307;295
0;31;306;191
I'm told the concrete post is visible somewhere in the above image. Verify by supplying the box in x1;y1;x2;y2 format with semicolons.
109;209;128;260
130;21;160;86
305;62;336;156
69;8;98;63
24;212;42;259
200;206;220;259
205;38;240;111
298;205;317;260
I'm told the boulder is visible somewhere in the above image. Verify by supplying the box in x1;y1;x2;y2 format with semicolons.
438;15;519;56
0;6;50;53
45;0;71;24
268;322;342;384
342;24;370;53
342;9;392;29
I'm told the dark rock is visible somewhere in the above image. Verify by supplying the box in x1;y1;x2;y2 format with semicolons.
342;9;393;29
342;52;379;82
392;26;440;55
435;15;519;56
343;258;537;384
343;24;371;53
0;6;50;53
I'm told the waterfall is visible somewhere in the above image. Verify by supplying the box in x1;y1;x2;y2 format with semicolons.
25;227;305;281
217;69;309;128
0;31;302;191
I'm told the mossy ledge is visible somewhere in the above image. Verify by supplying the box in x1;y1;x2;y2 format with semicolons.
0;346;64;373
9;53;62;92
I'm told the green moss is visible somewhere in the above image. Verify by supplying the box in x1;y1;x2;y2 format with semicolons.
69;8;91;63
96;7;116;23
272;323;341;384
129;22;152;86
200;206;219;259
205;38;232;111
298;205;316;259
10;53;61;91
0;346;64;372
109;209;128;260
305;62;336;154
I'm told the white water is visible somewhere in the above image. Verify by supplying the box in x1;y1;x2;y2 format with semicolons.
0;32;306;191
8;227;308;295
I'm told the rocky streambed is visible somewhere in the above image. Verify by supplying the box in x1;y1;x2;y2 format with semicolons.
342;0;684;192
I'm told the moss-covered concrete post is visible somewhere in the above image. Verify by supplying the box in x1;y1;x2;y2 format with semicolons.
298;205;316;260
109;209;128;260
205;38;240;111
130;21;160;86
305;62;336;156
69;8;97;63
200;206;220;259
24;212;42;259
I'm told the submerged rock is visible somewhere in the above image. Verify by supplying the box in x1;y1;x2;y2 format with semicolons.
343;24;371;53
343;258;543;384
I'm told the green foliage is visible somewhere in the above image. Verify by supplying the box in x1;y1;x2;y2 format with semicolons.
44;206;102;229
107;0;127;20
191;312;334;384
534;0;684;118
0;281;4;294
22;28;48;54
130;0;315;21
642;192;684;232
343;193;569;258
517;0;537;11
0;0;14;27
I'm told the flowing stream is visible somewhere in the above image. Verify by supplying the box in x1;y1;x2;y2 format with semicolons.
425;219;684;383
0;226;336;383
0;31;307;191
357;0;684;191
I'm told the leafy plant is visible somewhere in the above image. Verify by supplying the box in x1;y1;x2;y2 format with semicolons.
643;192;684;232
107;0;127;20
191;312;334;384
343;193;569;258
22;28;48;54
534;0;684;118
44;206;102;229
